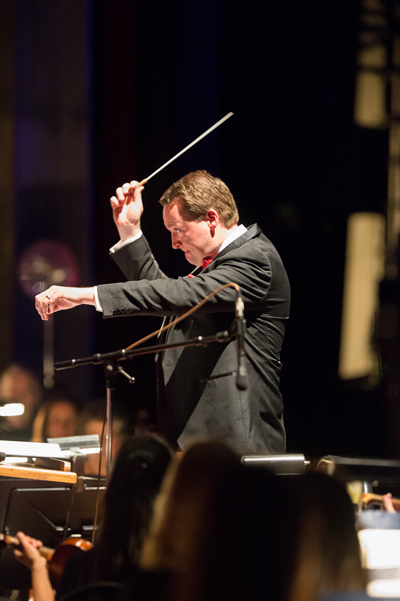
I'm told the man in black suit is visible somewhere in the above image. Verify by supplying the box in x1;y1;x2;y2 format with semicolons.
35;171;290;455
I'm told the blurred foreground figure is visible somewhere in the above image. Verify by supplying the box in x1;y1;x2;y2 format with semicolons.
122;443;367;601
288;472;367;601
123;440;297;601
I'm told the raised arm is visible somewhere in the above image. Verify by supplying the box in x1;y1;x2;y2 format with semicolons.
35;181;147;320
110;180;145;241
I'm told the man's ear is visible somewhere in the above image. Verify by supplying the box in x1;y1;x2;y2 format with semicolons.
206;209;219;230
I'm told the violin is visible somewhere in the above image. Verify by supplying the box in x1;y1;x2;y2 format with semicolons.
0;532;93;590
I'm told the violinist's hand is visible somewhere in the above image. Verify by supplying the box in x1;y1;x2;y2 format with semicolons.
15;532;54;601
110;180;145;242
382;493;397;514
14;532;45;570
35;286;96;321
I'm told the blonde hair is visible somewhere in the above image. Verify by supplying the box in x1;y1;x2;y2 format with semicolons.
288;473;367;601
140;440;239;573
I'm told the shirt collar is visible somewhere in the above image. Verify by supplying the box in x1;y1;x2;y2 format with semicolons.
218;224;247;254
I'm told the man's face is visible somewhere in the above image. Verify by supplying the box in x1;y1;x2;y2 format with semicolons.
0;373;37;409
47;401;77;439
163;199;215;266
0;371;40;426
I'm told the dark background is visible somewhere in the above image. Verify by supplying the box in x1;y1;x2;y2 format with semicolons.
2;0;394;460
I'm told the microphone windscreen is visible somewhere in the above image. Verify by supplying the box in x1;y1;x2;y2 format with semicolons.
236;374;248;391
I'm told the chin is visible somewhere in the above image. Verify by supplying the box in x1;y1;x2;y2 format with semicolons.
183;252;195;266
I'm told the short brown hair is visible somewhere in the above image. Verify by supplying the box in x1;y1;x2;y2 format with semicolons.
159;170;239;228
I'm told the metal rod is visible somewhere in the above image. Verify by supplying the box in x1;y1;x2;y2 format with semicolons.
136;112;234;187
105;387;112;478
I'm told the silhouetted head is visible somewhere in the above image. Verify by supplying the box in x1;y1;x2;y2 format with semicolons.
96;434;174;582
141;440;297;601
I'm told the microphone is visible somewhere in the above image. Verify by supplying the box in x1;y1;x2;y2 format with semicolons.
234;294;248;391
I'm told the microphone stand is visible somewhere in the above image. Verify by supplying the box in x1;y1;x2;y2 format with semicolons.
103;360;118;478
54;329;233;477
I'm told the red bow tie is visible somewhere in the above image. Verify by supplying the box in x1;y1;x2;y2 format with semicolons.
202;257;212;270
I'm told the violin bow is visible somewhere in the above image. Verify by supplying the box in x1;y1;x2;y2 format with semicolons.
136;111;234;188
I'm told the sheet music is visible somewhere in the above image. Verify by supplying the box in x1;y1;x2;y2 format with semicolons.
0;440;67;459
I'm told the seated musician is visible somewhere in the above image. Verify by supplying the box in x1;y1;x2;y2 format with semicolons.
31;393;80;442
14;434;174;600
0;364;43;441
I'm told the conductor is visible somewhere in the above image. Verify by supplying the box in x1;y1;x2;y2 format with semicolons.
35;170;290;455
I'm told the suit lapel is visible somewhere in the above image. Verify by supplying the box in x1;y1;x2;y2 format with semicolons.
162;224;262;386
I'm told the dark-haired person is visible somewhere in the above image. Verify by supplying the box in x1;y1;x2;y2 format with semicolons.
14;434;174;600
34;171;290;455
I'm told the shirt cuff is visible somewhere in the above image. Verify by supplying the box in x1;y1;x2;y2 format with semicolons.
109;230;143;254
93;287;103;312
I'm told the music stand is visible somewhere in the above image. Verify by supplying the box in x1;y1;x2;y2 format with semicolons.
0;479;106;590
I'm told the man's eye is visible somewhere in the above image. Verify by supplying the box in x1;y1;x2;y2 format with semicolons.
174;229;180;233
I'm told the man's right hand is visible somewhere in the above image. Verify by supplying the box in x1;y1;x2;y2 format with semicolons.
35;286;96;321
110;180;145;242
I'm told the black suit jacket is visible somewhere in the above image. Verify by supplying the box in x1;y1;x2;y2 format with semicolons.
98;225;290;455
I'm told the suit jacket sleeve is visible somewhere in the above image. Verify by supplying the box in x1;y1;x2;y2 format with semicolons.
110;232;169;282
98;234;276;320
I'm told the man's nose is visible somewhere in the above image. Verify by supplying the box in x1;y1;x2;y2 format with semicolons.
172;234;181;249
